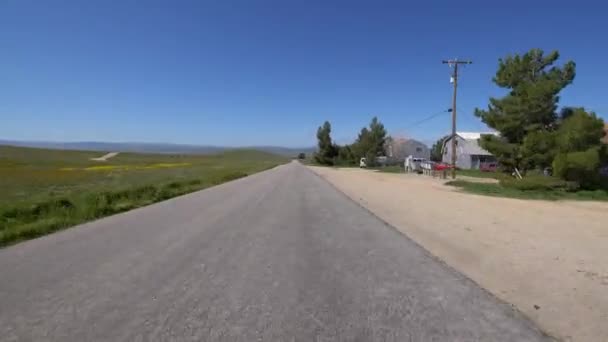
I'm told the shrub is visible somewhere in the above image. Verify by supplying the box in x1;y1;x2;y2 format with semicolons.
552;148;602;189
1;198;75;225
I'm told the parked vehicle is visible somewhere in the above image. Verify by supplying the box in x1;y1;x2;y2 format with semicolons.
405;156;425;173
480;162;498;172
434;163;453;171
360;156;390;168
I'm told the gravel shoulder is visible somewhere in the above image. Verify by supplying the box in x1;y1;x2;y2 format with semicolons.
309;166;608;342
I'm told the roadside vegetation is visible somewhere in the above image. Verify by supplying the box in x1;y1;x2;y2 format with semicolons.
455;169;500;179
313;48;607;200
474;49;607;191
446;177;608;201
0;145;285;246
313;117;388;167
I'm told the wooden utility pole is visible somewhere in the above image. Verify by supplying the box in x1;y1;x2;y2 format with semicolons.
442;59;472;179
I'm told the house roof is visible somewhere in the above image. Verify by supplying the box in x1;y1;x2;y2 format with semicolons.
460;138;493;156
442;132;497;156
456;132;499;140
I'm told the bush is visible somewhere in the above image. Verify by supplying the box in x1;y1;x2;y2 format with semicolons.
1;198;75;226
552;148;602;189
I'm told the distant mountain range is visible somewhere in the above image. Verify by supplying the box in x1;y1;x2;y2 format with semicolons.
0;140;316;157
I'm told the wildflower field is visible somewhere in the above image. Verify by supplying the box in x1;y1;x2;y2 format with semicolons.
0;145;286;246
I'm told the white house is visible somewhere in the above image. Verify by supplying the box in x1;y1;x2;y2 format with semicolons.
442;132;498;169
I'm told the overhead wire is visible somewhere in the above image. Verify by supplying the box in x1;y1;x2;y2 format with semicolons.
401;109;451;131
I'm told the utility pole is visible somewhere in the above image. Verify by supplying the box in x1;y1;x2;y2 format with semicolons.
442;59;472;179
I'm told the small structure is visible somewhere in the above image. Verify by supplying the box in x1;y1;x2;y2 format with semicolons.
405;156;425;173
441;132;498;170
385;137;430;161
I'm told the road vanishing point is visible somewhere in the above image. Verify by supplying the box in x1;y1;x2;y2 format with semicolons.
0;161;551;341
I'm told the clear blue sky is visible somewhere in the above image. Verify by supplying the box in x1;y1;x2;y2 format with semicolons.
1;0;606;147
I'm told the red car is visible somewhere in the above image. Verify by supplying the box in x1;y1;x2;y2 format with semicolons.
480;162;498;172
434;163;453;171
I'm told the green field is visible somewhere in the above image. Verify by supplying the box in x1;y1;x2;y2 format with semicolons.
0;145;286;246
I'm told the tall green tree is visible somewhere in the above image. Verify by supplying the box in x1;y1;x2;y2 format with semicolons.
430;136;448;162
475;49;576;170
351;117;387;166
337;145;356;165
368;117;387;157
552;108;606;188
314;121;337;165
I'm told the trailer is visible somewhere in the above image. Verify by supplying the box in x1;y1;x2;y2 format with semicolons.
404;156;425;174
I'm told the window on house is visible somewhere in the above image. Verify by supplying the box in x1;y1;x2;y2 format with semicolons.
416;147;422;152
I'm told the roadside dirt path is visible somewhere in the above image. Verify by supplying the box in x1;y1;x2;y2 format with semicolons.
90;152;119;161
309;166;608;342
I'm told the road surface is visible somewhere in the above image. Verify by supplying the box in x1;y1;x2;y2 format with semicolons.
0;162;550;341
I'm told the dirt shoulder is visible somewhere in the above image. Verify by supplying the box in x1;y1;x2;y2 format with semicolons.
309;166;608;342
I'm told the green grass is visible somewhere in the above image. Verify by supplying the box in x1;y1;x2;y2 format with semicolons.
0;145;286;246
446;180;608;201
455;169;500;179
374;165;404;173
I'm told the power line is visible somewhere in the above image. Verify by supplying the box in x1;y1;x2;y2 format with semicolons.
442;58;473;179
394;109;451;136
406;109;451;128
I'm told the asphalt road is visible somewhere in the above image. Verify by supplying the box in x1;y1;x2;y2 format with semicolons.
0;161;551;341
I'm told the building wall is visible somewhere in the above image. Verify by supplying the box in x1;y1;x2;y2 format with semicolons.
386;138;430;161
442;135;497;169
442;136;472;169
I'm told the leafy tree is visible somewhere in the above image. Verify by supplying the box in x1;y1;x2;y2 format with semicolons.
552;108;606;188
314;121;337;165
521;130;556;170
558;107;576;121
430;136;448;162
554;108;605;152
337;145;356;165
349;117;387;166
553;148;602;188
351;127;370;160
475;49;576;170
368;117;387;153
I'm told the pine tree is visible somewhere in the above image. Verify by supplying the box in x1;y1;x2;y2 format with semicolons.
351;117;387;166
314;121;337;165
475;49;576;170
430;136;448;162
